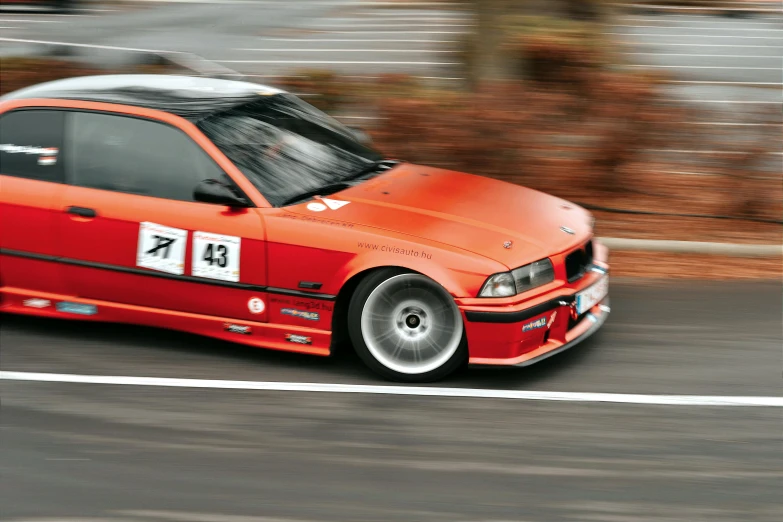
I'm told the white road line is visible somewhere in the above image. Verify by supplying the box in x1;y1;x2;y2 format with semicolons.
0;18;64;23
323;17;470;22
615;3;782;12
313;31;467;34
629;64;781;69
646;149;783;155
622;42;783;48
0;37;182;55
216;60;459;65
666;80;783;85
613;24;783;31
234;48;458;53
311;23;475;28
622;52;779;58
2;371;781;407
681;122;783;126
251;38;458;43
619;17;783;26
608;32;783;39
667;99;782;104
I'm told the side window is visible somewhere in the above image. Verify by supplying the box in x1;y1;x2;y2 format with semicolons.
0;110;65;183
68;112;230;202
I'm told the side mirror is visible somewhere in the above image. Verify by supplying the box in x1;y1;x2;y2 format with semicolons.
348;126;372;145
194;179;250;208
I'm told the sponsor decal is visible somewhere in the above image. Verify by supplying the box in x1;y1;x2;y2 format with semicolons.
307;202;327;212
522;316;547;332
223;323;252;335
357;242;432;260
281;308;320;321
38;156;57;166
271;296;333;312
56;302;97;315
547;311;557;328
0;144;59;156
322;198;350;210
23;298;51;309
306;198;350;212
279;213;354;229
192;231;241;282
248;297;265;314
285;334;312;345
136;222;187;275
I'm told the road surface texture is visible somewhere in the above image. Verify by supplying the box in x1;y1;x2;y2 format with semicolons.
2;280;782;521
1;2;782;521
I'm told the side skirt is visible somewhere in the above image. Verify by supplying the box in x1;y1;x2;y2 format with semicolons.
0;287;332;357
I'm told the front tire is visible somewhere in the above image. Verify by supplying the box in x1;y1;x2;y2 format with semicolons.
347;268;467;382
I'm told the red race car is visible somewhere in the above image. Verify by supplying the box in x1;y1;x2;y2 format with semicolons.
0;75;609;381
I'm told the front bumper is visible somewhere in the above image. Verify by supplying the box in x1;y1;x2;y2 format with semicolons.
460;241;610;366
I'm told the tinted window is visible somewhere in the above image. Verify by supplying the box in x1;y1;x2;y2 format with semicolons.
198;95;382;207
0;110;65;183
69;112;230;202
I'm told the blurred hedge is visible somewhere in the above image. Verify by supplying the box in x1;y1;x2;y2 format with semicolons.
2;57;779;222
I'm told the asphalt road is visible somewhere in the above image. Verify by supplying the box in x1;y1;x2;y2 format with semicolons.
1;3;782;521
2;280;782;521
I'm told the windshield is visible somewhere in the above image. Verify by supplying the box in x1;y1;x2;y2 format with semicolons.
197;94;383;207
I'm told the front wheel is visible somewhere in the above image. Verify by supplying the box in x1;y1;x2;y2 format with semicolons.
348;269;467;382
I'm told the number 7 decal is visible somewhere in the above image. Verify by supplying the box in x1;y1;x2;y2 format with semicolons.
192;231;241;282
137;222;187;275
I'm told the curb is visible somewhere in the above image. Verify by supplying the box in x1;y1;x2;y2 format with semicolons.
598;238;783;257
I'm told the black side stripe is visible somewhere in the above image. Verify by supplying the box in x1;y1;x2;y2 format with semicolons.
464;295;575;324
0;248;337;301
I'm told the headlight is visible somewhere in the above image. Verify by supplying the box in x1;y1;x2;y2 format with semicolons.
478;272;516;297
479;258;555;297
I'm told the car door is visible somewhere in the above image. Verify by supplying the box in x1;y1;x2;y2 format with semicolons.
57;109;269;322
0;108;69;299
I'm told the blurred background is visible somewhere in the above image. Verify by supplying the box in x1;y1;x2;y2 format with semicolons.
1;1;782;521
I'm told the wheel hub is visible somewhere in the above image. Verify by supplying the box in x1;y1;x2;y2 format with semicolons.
395;305;429;340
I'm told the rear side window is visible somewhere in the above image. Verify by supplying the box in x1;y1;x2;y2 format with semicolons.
0;110;65;183
68;111;229;202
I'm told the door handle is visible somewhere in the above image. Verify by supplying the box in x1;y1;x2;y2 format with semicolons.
66;206;97;218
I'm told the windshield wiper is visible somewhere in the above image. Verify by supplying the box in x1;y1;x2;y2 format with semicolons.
279;181;355;207
343;159;401;181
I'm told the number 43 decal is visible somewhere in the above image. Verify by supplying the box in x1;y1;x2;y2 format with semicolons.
192;231;241;282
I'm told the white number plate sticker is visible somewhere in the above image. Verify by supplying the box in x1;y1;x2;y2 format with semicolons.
136;222;187;275
575;275;608;315
192;231;241;282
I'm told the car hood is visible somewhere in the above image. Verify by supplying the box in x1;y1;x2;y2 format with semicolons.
285;164;593;268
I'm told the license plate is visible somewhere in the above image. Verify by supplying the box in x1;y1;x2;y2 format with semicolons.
575;276;608;315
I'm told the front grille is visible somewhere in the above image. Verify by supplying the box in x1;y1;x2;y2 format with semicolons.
565;240;593;282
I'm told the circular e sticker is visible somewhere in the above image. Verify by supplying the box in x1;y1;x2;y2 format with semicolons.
248;297;265;314
307;202;327;212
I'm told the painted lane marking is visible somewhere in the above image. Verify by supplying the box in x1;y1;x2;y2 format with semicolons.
622;42;783;48
606;32;783;39
622;52;781;58
216;60;460;65
234;48;459;53
0;37;183;54
1;372;781;407
628;64;781;69
248;38;459;43
612;24;783;32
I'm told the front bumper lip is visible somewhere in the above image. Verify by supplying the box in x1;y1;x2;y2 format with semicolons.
511;299;609;367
